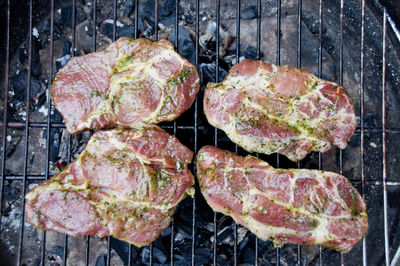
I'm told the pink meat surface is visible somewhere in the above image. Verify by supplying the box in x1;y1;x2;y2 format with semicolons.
25;126;194;247
52;37;199;134
196;146;368;252
204;59;356;161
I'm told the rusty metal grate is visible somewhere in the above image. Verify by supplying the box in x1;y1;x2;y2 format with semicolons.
1;0;400;265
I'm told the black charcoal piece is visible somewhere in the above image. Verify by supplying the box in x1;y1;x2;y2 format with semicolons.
49;246;63;258
49;128;61;162
31;62;42;77
243;45;261;60
95;255;106;266
241;5;257;20
169;26;195;65
117;25;136;39
11;69;43;102
200;63;228;84
60;6;86;26
62;41;72;56
139;0;180;26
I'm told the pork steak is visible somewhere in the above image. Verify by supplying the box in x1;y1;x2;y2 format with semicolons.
25;126;194;247
204;59;356;161
196;146;368;252
52;37;200;134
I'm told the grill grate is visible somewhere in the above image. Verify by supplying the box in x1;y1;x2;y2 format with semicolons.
1;0;400;265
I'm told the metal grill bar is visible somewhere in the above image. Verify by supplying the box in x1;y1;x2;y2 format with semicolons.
255;0;261;264
233;1;241;265
360;1;368;265
63;134;72;266
2;121;399;134
275;0;281;264
339;0;345;265
170;1;180;265
213;0;220;264
128;3;139;261
17;0;33;263
296;0;302;264
382;9;390;266
40;0;55;264
0;0;10;231
5;174;399;185
148;1;159;265
105;1;118;265
192;0;200;264
317;0;324;264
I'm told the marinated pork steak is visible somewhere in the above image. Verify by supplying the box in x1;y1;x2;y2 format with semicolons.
196;146;368;252
204;59;356;161
25;126;194;247
52;37;200;134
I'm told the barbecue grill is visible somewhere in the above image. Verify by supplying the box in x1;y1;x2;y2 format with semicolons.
1;0;399;265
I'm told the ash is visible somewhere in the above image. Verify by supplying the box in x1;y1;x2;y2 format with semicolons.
1;0;400;265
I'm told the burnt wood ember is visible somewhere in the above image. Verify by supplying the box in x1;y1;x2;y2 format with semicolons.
204;59;356;161
196;146;368;252
24;126;194;247
52;37;200;134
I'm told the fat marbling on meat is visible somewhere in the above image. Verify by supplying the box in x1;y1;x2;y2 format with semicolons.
52;37;200;134
204;59;356;161
196;146;368;252
25;126;194;247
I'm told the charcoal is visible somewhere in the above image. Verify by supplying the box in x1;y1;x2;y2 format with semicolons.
19;48;27;64
85;23;95;38
313;72;332;81
259;257;274;266
31;62;42;77
199;34;216;54
101;22;114;39
136;17;147;33
56;54;71;71
364;112;379;128
109;238;133;265
160;226;171;237
214;224;234;245
102;22;143;40
175;223;191;240
200;63;228;84
139;0;181;27
43;19;62;37
42;19;51;31
49;246;63;258
31;38;41;64
169;26;195;65
140;247;151;264
117;25;136;39
216;252;232;265
121;0;134;17
11;69;43;102
241;5;257;20
60;6;87;27
174;254;189;266
51;107;63;123
243;45;262;60
5;133;22;159
95;255;106;266
183;13;193;24
152;241;168;264
31;38;43;77
194;248;212;265
49;128;61;162
62;41;72;56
